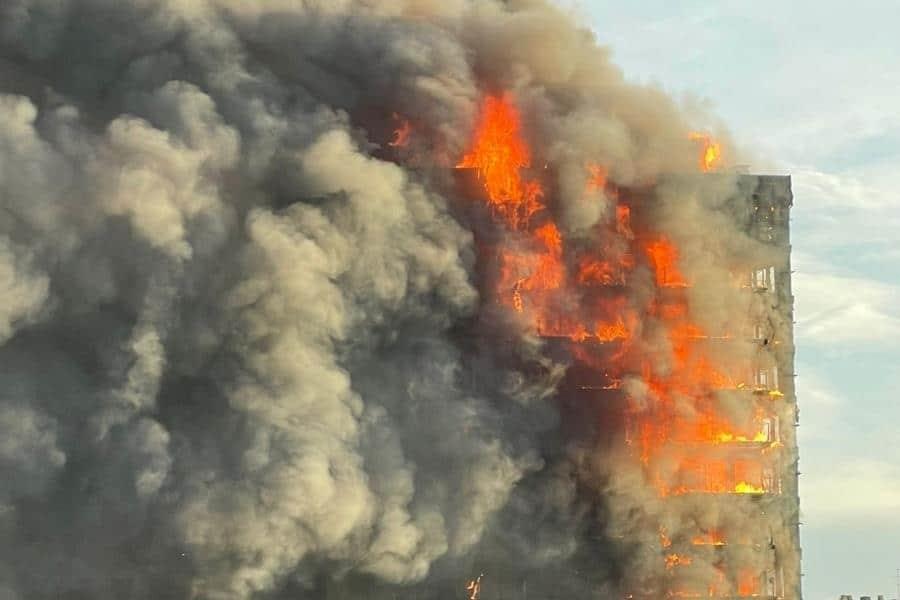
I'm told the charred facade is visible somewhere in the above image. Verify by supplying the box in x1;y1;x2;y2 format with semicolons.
572;175;802;600
452;159;801;600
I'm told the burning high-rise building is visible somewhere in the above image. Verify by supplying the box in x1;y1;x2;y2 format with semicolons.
451;95;802;599
0;2;802;599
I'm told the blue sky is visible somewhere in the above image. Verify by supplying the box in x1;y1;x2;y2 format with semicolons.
572;2;900;598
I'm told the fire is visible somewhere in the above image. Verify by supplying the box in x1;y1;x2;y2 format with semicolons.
734;481;765;495
459;91;777;599
587;163;608;190
691;530;726;546
594;316;630;341
466;574;484;600
457;95;543;229
673;403;772;446
651;455;770;497
460;95;636;346
616;204;634;239
737;570;761;597
689;132;723;172
665;554;693;570
495;223;564;314
388;113;412;148
716;431;769;444
577;256;620;286
659;527;673;548
645;237;688;287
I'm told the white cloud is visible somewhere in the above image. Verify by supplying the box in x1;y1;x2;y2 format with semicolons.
801;458;900;521
785;165;900;349
789;168;900;261
791;167;897;211
793;266;900;346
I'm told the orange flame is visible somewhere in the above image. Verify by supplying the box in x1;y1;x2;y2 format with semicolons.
665;554;693;570
646;237;688;287
691;530;726;546
734;481;766;495
689;132;723;172
626;226;776;499
587;163;608;191
737;570;761;597
466;574;483;600
495;222;565;315
616;204;634;239
457;95;543;229
459;96;775;600
576;257;620;286
651;455;770;497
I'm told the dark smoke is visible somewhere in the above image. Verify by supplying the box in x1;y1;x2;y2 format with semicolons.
0;1;770;599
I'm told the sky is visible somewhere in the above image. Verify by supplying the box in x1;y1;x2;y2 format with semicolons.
572;2;900;599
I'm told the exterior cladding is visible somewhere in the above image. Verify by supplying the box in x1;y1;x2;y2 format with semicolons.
551;174;800;599
743;174;801;600
641;174;801;599
462;173;803;600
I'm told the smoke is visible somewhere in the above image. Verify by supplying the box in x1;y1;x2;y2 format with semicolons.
0;1;795;599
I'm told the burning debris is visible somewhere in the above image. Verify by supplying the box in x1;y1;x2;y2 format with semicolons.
0;1;798;599
466;574;484;600
690;132;725;173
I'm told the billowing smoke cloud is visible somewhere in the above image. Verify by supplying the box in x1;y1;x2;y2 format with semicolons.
0;1;794;599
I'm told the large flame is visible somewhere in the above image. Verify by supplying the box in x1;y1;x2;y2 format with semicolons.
457;95;543;230
459;95;635;346
645;237;689;287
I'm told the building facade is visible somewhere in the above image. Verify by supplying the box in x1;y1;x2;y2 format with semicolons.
552;175;801;599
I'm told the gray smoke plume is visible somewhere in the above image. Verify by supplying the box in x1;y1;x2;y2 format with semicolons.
0;1;791;599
